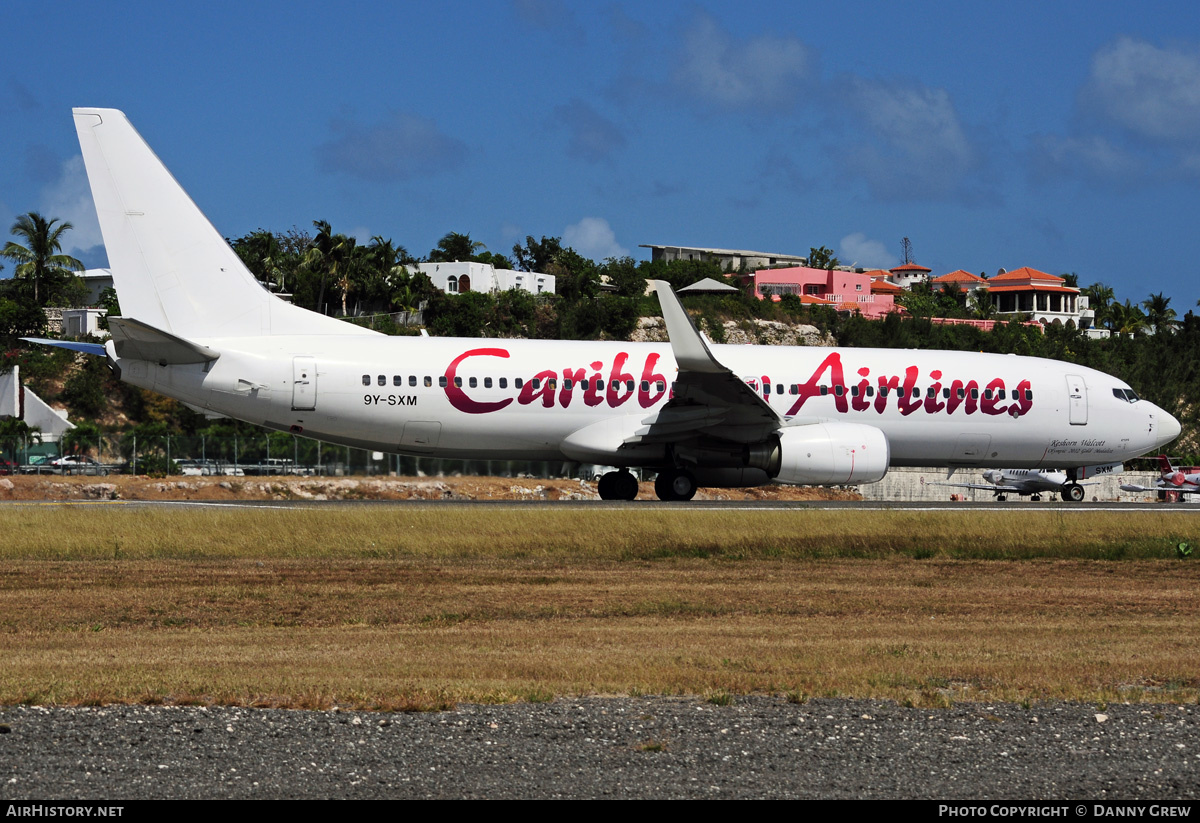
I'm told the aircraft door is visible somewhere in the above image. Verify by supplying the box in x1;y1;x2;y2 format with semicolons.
292;356;317;411
1066;374;1087;425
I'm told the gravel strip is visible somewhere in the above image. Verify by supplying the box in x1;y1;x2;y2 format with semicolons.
1;698;1197;799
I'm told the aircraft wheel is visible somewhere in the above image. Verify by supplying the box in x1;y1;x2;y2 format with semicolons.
1063;483;1085;502
613;470;639;501
655;469;697;502
597;472;617;500
1031;494;1041;502
996;494;1006;502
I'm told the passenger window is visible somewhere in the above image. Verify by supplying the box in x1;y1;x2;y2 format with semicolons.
393;376;402;386
626;380;634;391
468;377;477;388
532;378;540;389
866;386;874;397
942;388;950;399
362;375;370;386
880;387;889;397
580;379;589;390
515;378;524;388
984;389;993;400
640;380;649;391
956;388;965;399
439;376;447;388
1024;389;1033;400
454;377;463;388
851;385;859;397
656;381;665;392
548;379;557;390
912;387;920;398
424;376;432;387
484;377;492;388
775;384;783;394
377;375;385;386
970;388;979;399
834;385;844;397
564;379;573;390
926;387;936;398
499;378;507;389
409;376;417;387
999;389;1006;400
789;385;799;395
596;379;604;390
820;386;828;396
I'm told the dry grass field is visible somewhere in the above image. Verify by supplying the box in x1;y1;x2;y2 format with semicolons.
1;504;1198;709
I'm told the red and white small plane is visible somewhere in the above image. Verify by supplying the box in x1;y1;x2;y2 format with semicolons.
30;108;1182;501
937;463;1122;502
1120;456;1200;496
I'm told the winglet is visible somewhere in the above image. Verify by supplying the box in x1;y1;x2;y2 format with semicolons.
653;280;724;374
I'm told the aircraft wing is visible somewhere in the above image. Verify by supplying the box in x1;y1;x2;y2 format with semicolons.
1121;482;1200;494
931;481;1021;493
630;281;782;446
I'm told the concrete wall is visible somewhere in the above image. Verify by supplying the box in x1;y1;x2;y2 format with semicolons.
855;466;1176;503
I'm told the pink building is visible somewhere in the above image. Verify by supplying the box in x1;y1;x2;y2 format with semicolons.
753;266;900;319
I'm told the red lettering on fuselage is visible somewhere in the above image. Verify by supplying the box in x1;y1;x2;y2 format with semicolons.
442;348;1035;419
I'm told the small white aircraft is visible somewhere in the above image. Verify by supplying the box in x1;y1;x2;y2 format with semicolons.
27;109;1182;501
936;462;1122;502
1120;456;1200;496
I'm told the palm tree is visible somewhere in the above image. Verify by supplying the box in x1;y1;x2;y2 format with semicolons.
1109;300;1147;337
1142;292;1178;335
1;213;83;305
429;231;484;263
303;220;355;315
1081;282;1114;330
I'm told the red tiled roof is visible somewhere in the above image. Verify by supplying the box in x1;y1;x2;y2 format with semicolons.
932;269;987;284
988;266;1064;284
891;262;932;273
987;284;1079;294
871;280;903;294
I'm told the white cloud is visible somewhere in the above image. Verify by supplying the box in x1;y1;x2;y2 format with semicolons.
1083;37;1200;144
839;233;897;270
563;217;628;261
553;99;626;163
672;14;814;110
39;155;105;258
836;77;978;201
317;113;468;181
1028;134;1143;187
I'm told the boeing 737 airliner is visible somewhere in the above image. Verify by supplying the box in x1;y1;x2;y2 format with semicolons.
32;108;1181;500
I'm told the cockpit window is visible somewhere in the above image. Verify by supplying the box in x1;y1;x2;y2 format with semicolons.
1113;388;1140;403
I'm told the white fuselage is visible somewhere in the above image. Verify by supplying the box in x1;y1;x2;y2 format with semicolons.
114;334;1176;471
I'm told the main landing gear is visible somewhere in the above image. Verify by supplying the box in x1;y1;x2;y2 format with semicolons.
597;470;639;501
654;468;697;501
1060;483;1085;502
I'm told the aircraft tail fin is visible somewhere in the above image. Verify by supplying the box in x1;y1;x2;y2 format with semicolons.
1156;455;1175;475
72;108;374;340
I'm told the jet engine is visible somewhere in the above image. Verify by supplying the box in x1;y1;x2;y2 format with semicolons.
764;422;890;486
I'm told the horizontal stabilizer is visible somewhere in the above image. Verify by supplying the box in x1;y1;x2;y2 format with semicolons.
20;338;108;357
108;317;219;365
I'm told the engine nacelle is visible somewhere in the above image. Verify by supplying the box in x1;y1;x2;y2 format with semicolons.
771;422;890;486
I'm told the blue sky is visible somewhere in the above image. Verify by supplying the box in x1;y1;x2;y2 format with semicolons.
4;0;1200;309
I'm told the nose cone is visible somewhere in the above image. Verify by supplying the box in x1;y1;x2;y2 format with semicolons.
1156;405;1182;448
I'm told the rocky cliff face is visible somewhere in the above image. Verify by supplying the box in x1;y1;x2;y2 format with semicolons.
630;317;835;347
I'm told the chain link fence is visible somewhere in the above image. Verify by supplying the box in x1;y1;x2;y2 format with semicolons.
5;430;578;479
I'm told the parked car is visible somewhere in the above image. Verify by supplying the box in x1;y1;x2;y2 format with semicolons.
0;458;15;476
50;455;109;476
